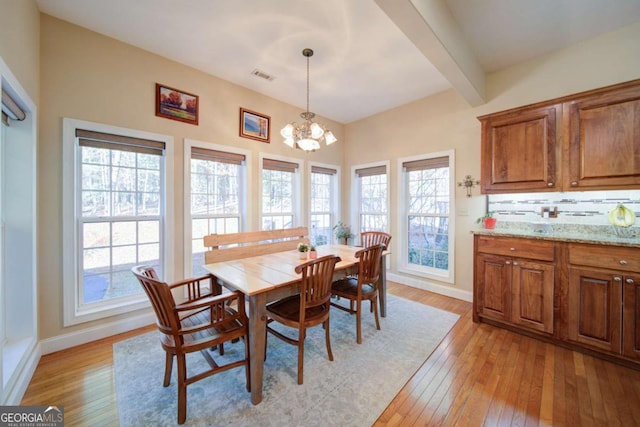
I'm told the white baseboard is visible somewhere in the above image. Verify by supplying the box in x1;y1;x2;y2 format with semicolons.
40;312;156;355
2;342;41;405
387;272;473;302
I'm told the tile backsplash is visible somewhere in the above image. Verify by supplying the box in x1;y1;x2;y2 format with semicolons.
487;190;640;226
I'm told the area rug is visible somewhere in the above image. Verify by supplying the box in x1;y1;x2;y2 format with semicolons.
114;295;460;426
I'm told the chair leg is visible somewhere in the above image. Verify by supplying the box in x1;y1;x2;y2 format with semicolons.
244;334;251;392
176;354;187;424
163;352;173;387
373;296;381;331
324;318;334;361
356;300;362;344
297;328;306;385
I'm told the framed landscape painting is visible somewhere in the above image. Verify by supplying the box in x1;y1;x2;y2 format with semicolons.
155;83;199;125
239;108;270;143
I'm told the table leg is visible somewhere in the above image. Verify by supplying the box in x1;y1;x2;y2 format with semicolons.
248;293;266;404
379;258;387;318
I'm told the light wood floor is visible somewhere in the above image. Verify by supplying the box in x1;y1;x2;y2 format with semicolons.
22;282;640;426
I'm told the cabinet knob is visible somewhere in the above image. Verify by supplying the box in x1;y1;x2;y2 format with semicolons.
620;260;628;265
627;278;635;284
614;276;622;282
510;247;515;251
571;181;578;186
513;262;519;266
505;261;511;265
547;182;554;187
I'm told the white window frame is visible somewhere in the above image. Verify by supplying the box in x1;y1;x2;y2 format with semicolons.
351;160;390;245
258;153;304;230
397;149;456;284
62;118;174;326
308;161;341;246
183;138;251;277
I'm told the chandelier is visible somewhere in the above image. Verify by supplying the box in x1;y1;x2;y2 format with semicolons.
281;48;337;152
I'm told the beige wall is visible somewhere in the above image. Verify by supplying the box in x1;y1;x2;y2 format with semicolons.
0;0;39;102
344;21;640;296
39;14;344;340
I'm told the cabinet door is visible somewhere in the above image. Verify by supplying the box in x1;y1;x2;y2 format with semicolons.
512;259;554;334
568;267;622;353
480;104;559;193
476;254;511;322
567;83;640;189
623;275;640;361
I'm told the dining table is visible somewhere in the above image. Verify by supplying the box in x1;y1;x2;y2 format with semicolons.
203;243;388;404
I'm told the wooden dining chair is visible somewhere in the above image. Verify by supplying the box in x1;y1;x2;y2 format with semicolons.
131;266;250;424
331;244;385;344
265;255;341;385
359;231;391;312
360;231;392;250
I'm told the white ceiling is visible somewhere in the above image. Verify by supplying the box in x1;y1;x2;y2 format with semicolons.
36;0;640;124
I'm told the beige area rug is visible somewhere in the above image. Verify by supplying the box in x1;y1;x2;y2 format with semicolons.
114;295;460;426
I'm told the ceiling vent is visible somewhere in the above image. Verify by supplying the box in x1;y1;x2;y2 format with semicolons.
251;69;275;82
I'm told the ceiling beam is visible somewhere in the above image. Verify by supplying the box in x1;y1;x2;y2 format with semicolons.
375;0;486;106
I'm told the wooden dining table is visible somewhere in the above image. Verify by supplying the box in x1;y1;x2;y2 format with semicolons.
203;244;388;404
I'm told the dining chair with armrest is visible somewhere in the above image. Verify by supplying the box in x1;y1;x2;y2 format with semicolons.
331;244;385;344
265;255;341;384
131;266;250;424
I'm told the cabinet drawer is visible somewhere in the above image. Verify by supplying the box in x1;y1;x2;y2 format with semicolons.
476;236;555;261
569;243;640;273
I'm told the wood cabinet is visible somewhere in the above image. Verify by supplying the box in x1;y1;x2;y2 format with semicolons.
479;104;560;193
567;243;640;362
566;84;640;190
474;236;555;335
478;79;640;193
474;236;640;367
623;276;640;360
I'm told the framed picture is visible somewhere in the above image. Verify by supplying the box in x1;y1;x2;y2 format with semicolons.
155;83;199;125
239;108;270;143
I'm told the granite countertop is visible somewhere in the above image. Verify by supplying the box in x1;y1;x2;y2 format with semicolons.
471;222;640;248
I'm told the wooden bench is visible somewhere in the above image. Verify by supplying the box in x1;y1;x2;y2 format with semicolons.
203;227;309;264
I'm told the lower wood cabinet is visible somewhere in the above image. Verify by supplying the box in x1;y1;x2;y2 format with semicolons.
567;266;622;353
568;243;640;363
475;236;555;335
474;235;640;367
623;276;640;360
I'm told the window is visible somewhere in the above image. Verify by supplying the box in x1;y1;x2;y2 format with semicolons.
354;163;389;241
260;156;302;230
309;164;340;246
63;119;174;325
399;151;455;283
186;142;248;276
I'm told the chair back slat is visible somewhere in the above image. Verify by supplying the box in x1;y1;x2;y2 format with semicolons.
356;244;385;285
361;231;392;250
295;255;341;309
131;266;181;334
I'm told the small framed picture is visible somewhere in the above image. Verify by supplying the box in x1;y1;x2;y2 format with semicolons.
155;83;199;125
239;108;270;143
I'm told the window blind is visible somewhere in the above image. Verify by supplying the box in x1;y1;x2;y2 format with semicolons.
311;165;337;175
355;165;386;177
1;89;26;122
76;129;165;156
263;158;299;172
402;156;449;171
191;147;245;165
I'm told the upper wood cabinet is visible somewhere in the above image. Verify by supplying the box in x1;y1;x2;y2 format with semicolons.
479;104;560;193
479;79;640;194
566;83;640;190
